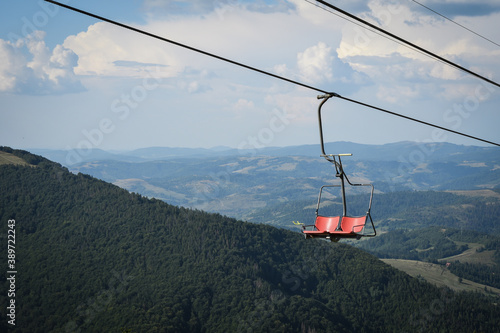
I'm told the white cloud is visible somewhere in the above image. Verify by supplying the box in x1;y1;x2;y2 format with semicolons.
233;98;254;110
61;4;341;85
0;39;27;92
297;42;334;84
62;22;183;78
335;0;500;103
0;31;83;95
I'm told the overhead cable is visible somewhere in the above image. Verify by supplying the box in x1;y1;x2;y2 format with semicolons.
44;0;329;95
314;0;500;89
304;0;450;69
410;0;500;48
45;1;500;147
336;95;500;147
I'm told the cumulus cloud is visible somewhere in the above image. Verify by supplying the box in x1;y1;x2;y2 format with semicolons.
0;31;83;95
62;5;334;83
297;42;334;84
0;39;27;92
62;22;185;78
335;0;500;102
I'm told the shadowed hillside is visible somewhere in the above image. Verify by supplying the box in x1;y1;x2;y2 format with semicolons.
1;147;499;332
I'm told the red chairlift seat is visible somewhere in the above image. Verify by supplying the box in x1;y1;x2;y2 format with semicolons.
303;215;373;241
302;180;377;241
301;94;377;241
301;132;378;241
302;182;376;241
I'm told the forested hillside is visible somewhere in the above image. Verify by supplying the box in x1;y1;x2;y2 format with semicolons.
1;147;499;332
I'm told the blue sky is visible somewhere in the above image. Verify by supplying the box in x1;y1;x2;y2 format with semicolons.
1;0;500;152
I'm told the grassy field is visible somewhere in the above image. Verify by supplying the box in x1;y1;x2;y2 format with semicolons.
447;189;500;200
0;151;29;166
439;242;497;266
382;259;500;297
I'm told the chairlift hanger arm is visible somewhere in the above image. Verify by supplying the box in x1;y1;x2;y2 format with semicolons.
317;93;340;157
317;94;351;170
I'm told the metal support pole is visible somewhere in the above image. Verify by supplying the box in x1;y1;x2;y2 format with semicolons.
337;156;347;219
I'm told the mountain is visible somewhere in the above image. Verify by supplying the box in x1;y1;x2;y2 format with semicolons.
29;148;145;165
56;141;500;220
33;141;500;163
126;146;236;160
30;146;241;165
1;146;499;332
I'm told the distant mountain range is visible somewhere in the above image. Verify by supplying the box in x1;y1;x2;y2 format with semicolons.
32;141;500;164
32;141;500;221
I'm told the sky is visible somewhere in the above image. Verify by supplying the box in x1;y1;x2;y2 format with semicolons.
1;0;500;153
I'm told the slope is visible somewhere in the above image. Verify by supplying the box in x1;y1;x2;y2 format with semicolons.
0;151;29;166
381;259;500;296
1;147;499;332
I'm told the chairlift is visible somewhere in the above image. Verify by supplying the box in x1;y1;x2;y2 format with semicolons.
302;94;376;241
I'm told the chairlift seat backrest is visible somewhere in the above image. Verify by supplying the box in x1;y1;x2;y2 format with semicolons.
340;216;366;233
312;216;366;234
314;216;340;232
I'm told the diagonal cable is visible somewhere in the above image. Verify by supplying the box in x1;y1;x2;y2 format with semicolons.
305;0;453;69
410;0;500;48
315;0;500;89
45;0;329;95
335;95;500;147
45;1;500;147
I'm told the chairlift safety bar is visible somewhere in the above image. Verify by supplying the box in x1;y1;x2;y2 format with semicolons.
321;154;353;157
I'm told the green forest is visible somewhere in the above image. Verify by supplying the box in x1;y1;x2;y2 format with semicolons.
1;147;500;332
